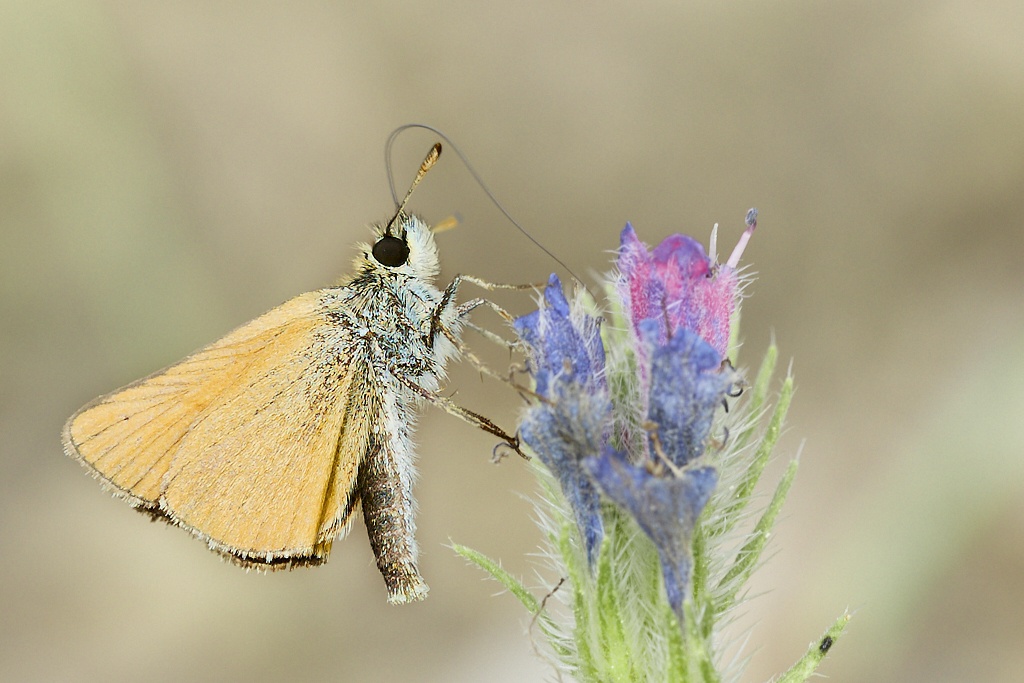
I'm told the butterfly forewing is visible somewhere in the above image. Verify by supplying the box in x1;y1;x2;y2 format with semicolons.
63;291;365;567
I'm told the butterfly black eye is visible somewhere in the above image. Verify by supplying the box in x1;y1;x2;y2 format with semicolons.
372;235;410;267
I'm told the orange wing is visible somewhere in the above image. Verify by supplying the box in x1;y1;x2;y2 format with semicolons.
62;291;370;568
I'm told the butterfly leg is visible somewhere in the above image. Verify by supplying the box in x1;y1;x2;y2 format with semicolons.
454;274;543;353
463;319;515;349
432;273;540;339
428;275;518;344
392;370;526;460
458;274;542;293
428;277;542;402
428;274;522;377
456;273;540;327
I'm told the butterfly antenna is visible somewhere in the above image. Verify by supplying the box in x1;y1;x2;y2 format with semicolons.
385;124;591;296
384;142;442;237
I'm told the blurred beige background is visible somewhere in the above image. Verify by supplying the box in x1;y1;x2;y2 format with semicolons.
3;2;1023;681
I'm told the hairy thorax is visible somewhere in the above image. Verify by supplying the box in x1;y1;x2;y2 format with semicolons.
318;270;455;394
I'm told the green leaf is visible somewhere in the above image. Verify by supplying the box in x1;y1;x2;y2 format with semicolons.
733;343;779;451
737;373;794;503
451;543;540;613
713;372;794;540
714;458;798;615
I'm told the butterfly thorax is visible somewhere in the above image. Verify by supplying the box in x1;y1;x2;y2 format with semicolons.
320;266;456;396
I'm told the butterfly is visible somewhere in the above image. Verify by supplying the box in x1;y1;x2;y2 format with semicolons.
62;144;521;604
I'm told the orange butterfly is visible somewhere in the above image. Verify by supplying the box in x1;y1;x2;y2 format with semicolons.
63;144;520;603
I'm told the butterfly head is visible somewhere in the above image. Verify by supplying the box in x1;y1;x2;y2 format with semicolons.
361;213;440;281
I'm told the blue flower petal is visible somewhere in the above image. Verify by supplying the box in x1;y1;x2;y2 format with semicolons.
585;451;718;620
514;274;605;398
520;397;606;565
639;320;735;468
515;274;609;565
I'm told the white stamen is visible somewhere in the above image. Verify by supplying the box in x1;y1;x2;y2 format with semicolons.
726;208;758;269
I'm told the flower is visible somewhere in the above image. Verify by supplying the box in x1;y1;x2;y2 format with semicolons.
592;220;750;619
515;274;608;565
586;319;736;621
458;211;850;681
616;209;757;363
639;319;736;468
585;452;718;622
515;219;749;619
515;218;753;616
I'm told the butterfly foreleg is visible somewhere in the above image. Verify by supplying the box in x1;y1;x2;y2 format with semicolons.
424;281;512;385
391;369;526;461
457;274;542;294
454;275;541;351
429;273;540;344
435;322;514;388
